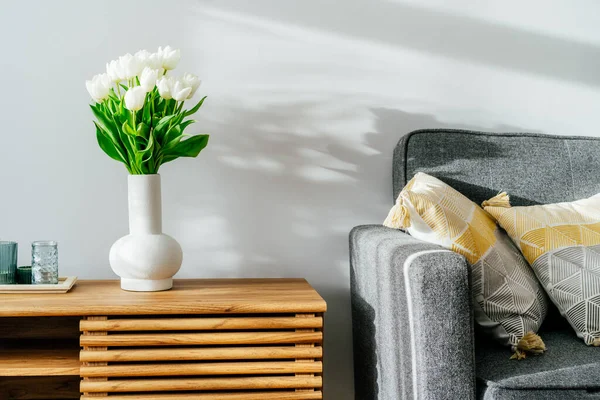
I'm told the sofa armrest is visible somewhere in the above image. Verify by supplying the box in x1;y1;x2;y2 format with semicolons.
350;225;475;400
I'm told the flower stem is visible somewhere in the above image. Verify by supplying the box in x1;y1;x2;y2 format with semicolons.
150;92;155;128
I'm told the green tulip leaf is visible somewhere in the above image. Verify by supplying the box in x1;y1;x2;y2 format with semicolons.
136;122;150;138
143;133;154;162
138;135;154;163
142;103;152;125
108;91;119;103
118;129;136;164
154;114;178;134
116;102;128;124
179;119;196;133
160;154;178;164
151;131;163;172
162;125;183;149
135;132;155;174
90;105;118;140
95;122;126;164
164;134;209;159
184;96;206;117
122;121;136;136
134;135;148;149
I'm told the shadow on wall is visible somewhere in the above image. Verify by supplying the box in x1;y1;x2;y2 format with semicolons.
200;0;600;87
168;100;538;398
175;3;580;397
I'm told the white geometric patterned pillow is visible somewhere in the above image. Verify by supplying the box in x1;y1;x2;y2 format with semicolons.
384;173;548;356
485;193;600;346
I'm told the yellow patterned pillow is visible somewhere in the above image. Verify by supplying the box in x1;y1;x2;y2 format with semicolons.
485;193;600;346
385;173;548;356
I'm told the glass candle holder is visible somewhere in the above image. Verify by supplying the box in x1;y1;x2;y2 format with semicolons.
16;266;32;284
31;241;58;284
0;241;18;284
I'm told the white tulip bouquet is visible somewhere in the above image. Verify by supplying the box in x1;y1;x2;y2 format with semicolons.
86;46;208;174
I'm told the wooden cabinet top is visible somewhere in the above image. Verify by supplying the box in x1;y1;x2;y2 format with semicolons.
0;278;326;317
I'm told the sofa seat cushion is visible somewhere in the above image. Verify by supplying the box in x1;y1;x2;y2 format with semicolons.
476;322;600;399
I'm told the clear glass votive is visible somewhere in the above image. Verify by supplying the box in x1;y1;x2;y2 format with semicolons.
0;241;18;284
31;241;58;284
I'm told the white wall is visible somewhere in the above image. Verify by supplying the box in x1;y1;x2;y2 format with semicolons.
1;1;600;397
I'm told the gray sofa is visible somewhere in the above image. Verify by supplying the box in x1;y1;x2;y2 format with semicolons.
350;129;600;400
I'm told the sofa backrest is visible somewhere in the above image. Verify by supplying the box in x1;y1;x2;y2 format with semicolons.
393;129;600;206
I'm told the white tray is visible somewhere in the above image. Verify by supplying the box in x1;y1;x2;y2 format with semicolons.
0;276;77;294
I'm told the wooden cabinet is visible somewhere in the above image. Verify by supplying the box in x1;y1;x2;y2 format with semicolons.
0;279;326;400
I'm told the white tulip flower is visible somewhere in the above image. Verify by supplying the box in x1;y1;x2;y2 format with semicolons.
157;46;181;70
135;49;162;70
139;67;159;92
120;53;144;80
124;86;146;111
181;73;201;99
85;73;112;102
106;59;126;82
135;49;151;58
156;76;174;99
172;79;192;101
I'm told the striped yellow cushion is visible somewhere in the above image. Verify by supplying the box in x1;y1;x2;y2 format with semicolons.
385;172;548;348
485;194;600;346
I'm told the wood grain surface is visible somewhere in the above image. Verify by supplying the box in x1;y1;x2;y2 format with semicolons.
80;361;323;377
80;376;323;392
81;316;108;398
0;279;326;316
80;331;323;347
0;279;326;398
80;346;323;362
0;347;80;376
80;316;323;331
80;392;323;400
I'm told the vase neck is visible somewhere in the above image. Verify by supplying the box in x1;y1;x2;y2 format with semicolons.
128;175;162;235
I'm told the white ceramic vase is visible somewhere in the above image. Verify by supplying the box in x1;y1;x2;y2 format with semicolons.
109;174;183;291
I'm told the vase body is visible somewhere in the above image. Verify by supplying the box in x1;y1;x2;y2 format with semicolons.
109;175;182;291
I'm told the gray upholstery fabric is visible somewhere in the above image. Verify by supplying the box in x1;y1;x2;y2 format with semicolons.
479;388;600;400
476;320;600;399
393;129;600;206
352;130;600;399
350;225;475;400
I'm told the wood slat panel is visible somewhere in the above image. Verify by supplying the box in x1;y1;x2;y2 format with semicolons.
80;346;323;362
82;316;108;398
81;361;323;377
80;317;323;331
80;376;322;393
80;391;322;400
295;313;317;395
80;332;322;347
